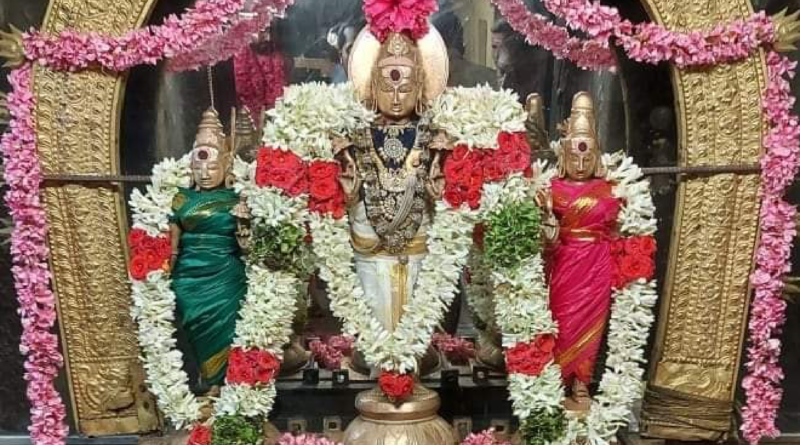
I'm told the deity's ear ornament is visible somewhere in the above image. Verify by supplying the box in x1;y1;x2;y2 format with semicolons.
348;25;449;106
558;92;607;178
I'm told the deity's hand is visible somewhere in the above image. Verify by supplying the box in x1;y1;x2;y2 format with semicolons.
331;134;352;155
0;25;25;69
535;187;553;215
232;198;252;253
336;149;360;204
426;151;445;200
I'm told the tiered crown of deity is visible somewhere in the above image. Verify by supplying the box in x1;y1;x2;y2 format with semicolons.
565;92;598;142
376;32;421;70
192;108;230;164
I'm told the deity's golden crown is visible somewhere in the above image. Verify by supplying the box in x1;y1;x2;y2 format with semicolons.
565;92;598;141
377;32;418;68
192;108;230;163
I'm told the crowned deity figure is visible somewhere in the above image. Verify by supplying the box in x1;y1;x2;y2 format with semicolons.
539;92;621;411
336;30;450;362
169;108;246;394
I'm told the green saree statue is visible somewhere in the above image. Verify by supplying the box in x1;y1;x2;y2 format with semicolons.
169;109;246;388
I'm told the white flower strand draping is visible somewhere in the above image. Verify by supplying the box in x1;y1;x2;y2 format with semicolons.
430;85;526;150
309;202;477;372
129;157;299;428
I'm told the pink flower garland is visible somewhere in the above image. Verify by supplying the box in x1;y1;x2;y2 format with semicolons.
459;429;511;445
168;0;295;72
22;0;294;73
277;433;342;445
490;0;616;71
233;45;286;119
541;0;775;68
0;64;68;445
741;51;800;445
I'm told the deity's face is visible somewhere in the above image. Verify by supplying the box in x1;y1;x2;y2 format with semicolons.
374;62;420;121
192;147;226;190
562;136;598;181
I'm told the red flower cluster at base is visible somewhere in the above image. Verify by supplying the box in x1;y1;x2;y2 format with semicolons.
378;371;414;402
443;132;532;209
611;235;656;289
128;228;171;280
187;424;212;445
255;148;346;219
505;334;556;377
226;347;281;386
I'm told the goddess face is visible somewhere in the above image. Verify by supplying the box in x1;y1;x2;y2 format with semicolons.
562;136;598;181
375;63;420;121
192;147;226;190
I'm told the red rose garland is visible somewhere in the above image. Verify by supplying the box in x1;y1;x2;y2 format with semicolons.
128;228;172;280
226;347;281;386
256;147;346;219
610;235;656;290
443;131;532;209
378;371;415;401
505;334;556;377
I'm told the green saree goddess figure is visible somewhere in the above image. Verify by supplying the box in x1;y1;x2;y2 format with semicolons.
169;108;246;391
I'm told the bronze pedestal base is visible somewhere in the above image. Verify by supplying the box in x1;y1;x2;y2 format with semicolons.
343;385;456;445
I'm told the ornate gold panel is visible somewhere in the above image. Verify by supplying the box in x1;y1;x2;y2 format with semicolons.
638;0;766;441
35;0;159;436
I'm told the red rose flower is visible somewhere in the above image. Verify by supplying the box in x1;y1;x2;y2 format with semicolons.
128;228;147;249
378;371;414;401
611;238;625;256
256;147;309;196
227;347;257;385
157;237;173;260
308;161;340;180
253;349;281;384
505;334;556;377
443;185;464;207
129;255;150;280
624;235;657;257
142;235;159;251
466;188;482;209
310;178;338;201
187;424;211;445
145;251;164;271
618;254;655;282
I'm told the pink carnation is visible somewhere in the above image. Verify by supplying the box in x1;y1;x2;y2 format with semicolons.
460;429;511;445
363;0;438;42
277;433;343;445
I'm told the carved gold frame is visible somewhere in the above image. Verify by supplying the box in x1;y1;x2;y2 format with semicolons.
33;0;765;438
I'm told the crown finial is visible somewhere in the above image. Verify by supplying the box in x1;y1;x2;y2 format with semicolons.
566;92;597;141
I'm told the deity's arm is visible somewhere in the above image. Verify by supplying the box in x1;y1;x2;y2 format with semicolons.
333;135;361;206
535;187;559;245
169;223;181;272
231;196;252;254
425;130;451;200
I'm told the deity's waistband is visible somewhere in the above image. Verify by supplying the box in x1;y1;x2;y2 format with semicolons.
350;231;428;256
560;228;608;243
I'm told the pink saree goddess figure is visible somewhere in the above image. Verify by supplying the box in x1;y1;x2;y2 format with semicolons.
538;92;621;411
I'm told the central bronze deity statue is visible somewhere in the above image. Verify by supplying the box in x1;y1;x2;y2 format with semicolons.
335;28;457;445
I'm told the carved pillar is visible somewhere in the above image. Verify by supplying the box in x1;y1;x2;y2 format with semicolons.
637;0;766;441
34;0;160;436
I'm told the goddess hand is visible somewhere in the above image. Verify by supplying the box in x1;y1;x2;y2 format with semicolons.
535;188;553;215
0;25;25;69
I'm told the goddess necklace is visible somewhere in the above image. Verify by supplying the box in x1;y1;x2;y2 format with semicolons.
376;121;414;164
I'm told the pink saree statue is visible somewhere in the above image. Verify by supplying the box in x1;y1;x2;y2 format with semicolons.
539;92;621;411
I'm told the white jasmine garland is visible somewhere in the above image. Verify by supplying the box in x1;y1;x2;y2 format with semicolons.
129;157;300;430
310;202;477;373
430;85;526;150
262;82;375;161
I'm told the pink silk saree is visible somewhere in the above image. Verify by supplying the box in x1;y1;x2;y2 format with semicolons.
549;178;620;383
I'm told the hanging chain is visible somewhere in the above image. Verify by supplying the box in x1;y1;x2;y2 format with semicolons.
206;65;215;110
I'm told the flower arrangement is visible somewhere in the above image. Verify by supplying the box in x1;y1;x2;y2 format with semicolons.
309;335;354;370
740;51;800;445
431;333;476;365
483;201;542;270
248;221;314;277
262;83;374;161
460;429;512;445
127;229;172;280
378;371;415;402
363;0;438;42
610;235;656;290
277;433;343;445
431;86;527;150
0;64;68;445
128;156;300;439
234;46;287;119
